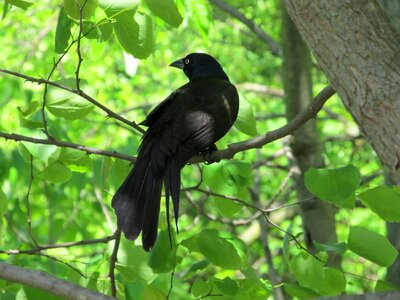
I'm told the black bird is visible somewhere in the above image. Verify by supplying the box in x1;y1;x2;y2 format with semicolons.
112;53;239;251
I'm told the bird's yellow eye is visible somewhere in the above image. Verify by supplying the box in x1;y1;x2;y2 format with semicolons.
184;58;190;65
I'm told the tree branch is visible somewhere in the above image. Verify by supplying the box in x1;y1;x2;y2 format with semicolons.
190;84;336;163
0;131;135;162
0;234;116;255
210;0;282;57
0;262;115;300
0;68;145;134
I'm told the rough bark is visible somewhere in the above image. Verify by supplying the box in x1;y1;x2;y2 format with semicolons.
282;0;400;283
281;6;340;267
0;262;114;300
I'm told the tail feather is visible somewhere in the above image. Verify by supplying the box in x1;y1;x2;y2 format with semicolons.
112;133;182;251
163;157;180;229
112;155;162;249
142;171;163;250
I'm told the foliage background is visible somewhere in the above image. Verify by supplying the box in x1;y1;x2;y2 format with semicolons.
0;0;398;299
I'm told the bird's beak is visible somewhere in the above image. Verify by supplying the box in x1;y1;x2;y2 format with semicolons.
169;58;184;69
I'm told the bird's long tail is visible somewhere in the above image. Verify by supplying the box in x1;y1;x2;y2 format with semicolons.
112;138;182;251
112;154;163;251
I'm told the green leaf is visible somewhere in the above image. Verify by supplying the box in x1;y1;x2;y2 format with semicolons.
235;277;271;299
203;160;252;196
191;0;212;41
213;195;242;218
41;161;72;183
191;278;210;298
97;22;113;41
148;229;177;273
348;226;398;267
234;97;257;136
283;223;293;261
64;0;98;20
304;164;361;206
359;186;400;222
0;188;7;217
17;100;39;116
55;6;72;54
112;10;155;59
143;0;183;27
6;0;33;10
46;78;95;120
318;267;346;296
21;142;58;162
142;285;165;300
17;107;43;129
98;0;139;13
56;148;92;173
213;277;239;296
375;280;400;292
116;244;155;281
289;252;324;290
197;229;243;269
183;260;209;279
284;283;320;299
314;241;348;254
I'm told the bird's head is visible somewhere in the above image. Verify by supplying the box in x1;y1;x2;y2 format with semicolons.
170;53;229;82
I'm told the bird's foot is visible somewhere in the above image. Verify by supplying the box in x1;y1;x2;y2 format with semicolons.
200;144;220;165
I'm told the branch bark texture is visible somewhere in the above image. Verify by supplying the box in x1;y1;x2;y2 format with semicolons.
282;0;400;283
282;0;400;183
0;262;115;300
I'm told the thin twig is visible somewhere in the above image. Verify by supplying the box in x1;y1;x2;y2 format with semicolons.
0;234;117;255
0;68;145;134
0;131;135;162
210;0;282;57
109;230;121;297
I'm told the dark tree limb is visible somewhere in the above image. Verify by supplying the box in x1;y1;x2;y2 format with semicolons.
209;0;282;57
0;68;145;134
190;84;336;163
0;262;115;300
0;131;135;162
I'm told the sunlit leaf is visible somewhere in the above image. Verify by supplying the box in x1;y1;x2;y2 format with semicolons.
234;97;257;136
284;283;320;299
318;267;346;296
359;186;400;222
148;229;177;273
0;188;7;217
213;277;239;296
348;226;398;267
304;164;360;206
142;285;165;300
197;229;243;269
64;0;98;20
375;280;400;292
203;160;252;196
55;6;72;54
191;278;210;298
112;10;155;59
41;161;72;183
143;0;183;27
46;78;95;120
289;252;324;291
6;0;33;10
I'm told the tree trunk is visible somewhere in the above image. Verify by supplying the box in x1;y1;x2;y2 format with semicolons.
281;5;340;267
282;0;400;283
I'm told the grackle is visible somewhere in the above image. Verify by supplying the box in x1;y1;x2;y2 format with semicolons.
112;53;239;251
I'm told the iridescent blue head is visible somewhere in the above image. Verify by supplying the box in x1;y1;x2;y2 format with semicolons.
170;53;230;82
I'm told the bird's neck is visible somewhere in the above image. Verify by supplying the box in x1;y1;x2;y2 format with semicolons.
188;67;230;82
